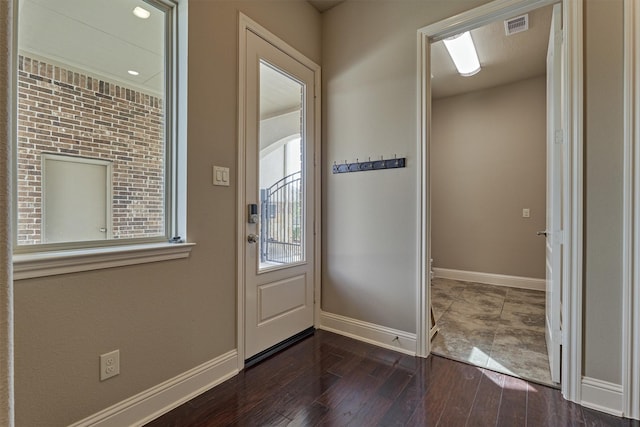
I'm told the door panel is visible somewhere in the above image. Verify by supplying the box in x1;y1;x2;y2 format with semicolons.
545;3;563;384
258;275;307;323
43;155;110;243
244;30;315;359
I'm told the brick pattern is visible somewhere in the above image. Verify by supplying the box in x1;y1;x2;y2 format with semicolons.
17;55;165;245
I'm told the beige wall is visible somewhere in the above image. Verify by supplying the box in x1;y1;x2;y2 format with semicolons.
11;1;321;425
323;0;627;388
431;76;546;279
321;0;491;334
583;0;624;384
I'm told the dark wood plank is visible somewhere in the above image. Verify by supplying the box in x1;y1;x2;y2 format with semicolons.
496;374;528;427
527;380;586;426
467;368;505;426
316;359;390;425
428;360;484;426
583;406;640;427
377;358;434;426
376;365;414;400
288;401;328;426
145;330;633;427
404;355;461;425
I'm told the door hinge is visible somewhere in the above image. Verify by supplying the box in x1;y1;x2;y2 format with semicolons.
554;130;564;144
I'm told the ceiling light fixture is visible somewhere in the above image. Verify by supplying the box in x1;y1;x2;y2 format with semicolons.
442;31;481;77
127;70;140;76
133;6;151;19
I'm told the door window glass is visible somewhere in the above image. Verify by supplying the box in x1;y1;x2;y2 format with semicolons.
258;61;305;270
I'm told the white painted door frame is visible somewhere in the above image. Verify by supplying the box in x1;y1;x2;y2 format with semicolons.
622;0;640;419
416;0;584;403
237;13;322;370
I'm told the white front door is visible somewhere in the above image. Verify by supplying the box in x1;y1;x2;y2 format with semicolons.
243;29;316;359
545;2;563;384
42;154;111;243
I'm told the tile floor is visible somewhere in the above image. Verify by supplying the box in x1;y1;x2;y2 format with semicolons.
430;277;555;386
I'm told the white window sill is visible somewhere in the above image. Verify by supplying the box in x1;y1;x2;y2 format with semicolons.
13;242;196;280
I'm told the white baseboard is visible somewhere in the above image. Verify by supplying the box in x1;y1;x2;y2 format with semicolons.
319;311;416;356
433;268;545;291
70;350;239;427
581;377;624;417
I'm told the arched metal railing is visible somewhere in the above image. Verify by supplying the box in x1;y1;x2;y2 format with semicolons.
260;171;303;264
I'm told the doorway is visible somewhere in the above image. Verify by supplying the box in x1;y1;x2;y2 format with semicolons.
427;4;558;387
238;15;321;366
416;0;583;402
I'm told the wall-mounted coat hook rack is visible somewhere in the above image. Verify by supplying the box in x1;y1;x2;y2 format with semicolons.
332;156;406;174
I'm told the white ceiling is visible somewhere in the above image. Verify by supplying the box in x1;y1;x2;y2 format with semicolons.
19;0;165;95
19;0;552;104
307;1;552;98
260;62;303;120
431;5;553;99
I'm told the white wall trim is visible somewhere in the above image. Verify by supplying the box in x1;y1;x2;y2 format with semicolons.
415;29;430;358
622;0;640;420
1;1;15;425
12;243;195;280
69;350;238;427
561;0;583;405
433;268;545;291
319;311;417;356
237;12;248;373
581;377;624;418
417;0;583;403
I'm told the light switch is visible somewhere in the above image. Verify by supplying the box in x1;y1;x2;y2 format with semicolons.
213;166;230;186
522;208;530;218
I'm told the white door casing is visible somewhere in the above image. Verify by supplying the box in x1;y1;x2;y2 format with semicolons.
545;2;563;385
242;27;316;360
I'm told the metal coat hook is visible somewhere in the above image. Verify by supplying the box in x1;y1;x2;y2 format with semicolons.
332;155;406;174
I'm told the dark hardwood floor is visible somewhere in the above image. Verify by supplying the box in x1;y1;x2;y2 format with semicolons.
146;330;637;426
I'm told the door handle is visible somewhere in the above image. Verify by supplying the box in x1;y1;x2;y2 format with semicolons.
537;230;549;237
99;227;107;233
247;233;259;244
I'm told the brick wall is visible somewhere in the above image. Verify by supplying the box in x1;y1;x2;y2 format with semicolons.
17;55;165;245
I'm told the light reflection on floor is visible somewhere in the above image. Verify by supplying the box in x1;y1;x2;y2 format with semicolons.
431;278;555;387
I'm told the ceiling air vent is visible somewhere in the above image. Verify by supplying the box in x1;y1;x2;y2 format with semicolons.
504;14;529;36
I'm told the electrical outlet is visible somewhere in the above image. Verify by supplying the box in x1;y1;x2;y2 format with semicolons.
522;208;531;218
100;350;120;381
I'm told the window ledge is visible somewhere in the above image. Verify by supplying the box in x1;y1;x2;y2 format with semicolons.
13;242;196;280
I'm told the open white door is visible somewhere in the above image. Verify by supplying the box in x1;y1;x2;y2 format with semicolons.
544;2;563;384
243;29;316;360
